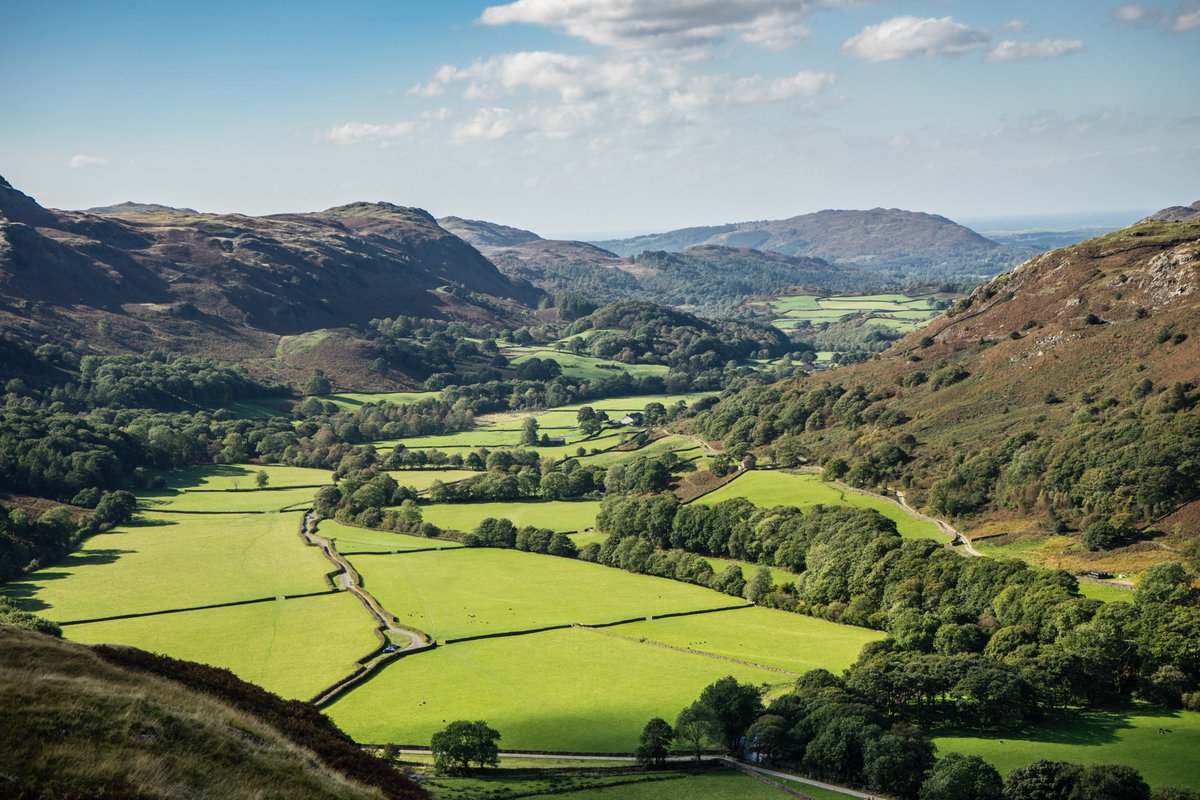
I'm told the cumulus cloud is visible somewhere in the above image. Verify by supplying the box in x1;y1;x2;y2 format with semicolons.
987;38;1085;62
1113;3;1200;30
842;16;990;61
1001;18;1030;33
325;121;416;145
68;154;107;168
1175;6;1200;29
479;0;848;52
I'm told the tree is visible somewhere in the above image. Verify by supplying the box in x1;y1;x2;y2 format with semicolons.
1004;760;1082;800
696;676;764;755
745;566;773;604
635;718;673;767
254;469;269;489
864;734;935;800
921;753;1003;800
430;720;501;774
745;714;790;764
1070;765;1149;800
520;417;540;446
304;370;332;396
674;702;712;762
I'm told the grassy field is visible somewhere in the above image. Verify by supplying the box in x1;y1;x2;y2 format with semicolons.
696;471;946;541
314;518;462;553
348;548;738;641
327;626;790;751
1078;581;1133;603
573;436;702;468
421;500;602;533
136;485;319;513
933;704;1200;789
765;293;941;333
387;469;480;491
506;348;670;381
701;555;799;591
4;511;329;621
525;770;797;799
156;463;332;490
611;605;884;675
323;391;439;409
781;779;862;799
65;592;376;700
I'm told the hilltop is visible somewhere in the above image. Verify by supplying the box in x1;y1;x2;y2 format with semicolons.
0;625;427;799
0;176;541;387
593;207;1015;280
438;215;542;247
693;217;1200;570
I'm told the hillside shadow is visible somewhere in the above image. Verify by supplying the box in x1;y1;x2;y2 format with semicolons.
945;704;1179;748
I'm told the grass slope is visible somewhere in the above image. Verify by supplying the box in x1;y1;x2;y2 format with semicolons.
421;500;601;533
137;485;320;513
4;511;329;621
696;471;946;541
612;605;884;675
523;769;794;799
65;592;378;701
0;626;418;800
156;463;332;490
316;519;463;553
328;626;789;752
348;548;736;641
933;703;1200;789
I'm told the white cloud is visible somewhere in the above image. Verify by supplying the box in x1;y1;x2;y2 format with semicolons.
452;107;521;142
987;38;1085;62
1113;3;1200;30
1001;18;1030;33
479;0;850;52
1114;4;1153;21
729;71;836;103
325;121;416;145
68;154;107;168
842;16;990;61
1175;7;1200;29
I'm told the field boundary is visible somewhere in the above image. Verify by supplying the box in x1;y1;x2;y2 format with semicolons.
578;620;802;677
56;589;337;626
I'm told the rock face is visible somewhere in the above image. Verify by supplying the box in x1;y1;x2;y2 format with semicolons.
0;176;540;340
1141;201;1200;223
591;207;1010;276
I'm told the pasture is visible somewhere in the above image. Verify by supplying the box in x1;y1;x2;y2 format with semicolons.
933;703;1200;789
314;519;462;553
612;605;884;675
4;511;329;621
695;471;946;541
701;555;799;591
505;348;670;381
347;548;738;641
156;463;332;491
136;485;320;513
387;469;480;491
327;626;789;752
65;592;376;701
421;500;602;533
1078;581;1133;603
764;293;942;333
323;390;439;409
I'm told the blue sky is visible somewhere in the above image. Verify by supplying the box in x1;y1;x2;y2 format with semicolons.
2;0;1197;237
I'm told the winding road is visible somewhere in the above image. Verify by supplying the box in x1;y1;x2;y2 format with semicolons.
891;490;983;557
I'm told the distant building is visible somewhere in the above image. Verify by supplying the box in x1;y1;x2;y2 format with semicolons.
545;436;568;446
619;412;644;426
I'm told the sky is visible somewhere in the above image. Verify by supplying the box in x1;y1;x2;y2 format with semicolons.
2;0;1198;238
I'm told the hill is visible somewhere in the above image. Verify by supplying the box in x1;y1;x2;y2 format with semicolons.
692;218;1200;569
84;200;200;215
0;176;541;387
0;624;427;799
483;236;858;309
1142;200;1200;223
593;207;1015;280
438;215;542;247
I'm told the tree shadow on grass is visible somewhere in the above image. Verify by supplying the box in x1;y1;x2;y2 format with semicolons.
945;703;1182;748
1;548;134;611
